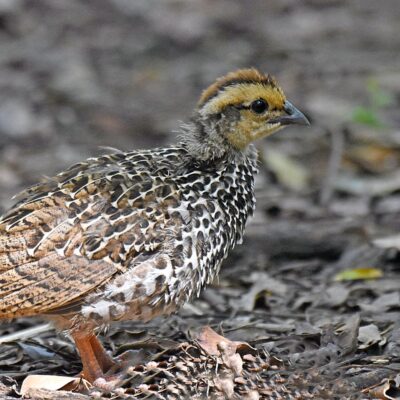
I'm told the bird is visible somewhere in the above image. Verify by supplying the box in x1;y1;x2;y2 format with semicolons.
0;68;309;384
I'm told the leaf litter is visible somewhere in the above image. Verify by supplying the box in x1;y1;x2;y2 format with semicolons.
1;0;400;399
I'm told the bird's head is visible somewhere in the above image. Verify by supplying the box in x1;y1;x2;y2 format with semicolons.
183;68;309;160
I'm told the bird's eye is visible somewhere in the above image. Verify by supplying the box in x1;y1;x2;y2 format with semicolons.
250;99;268;114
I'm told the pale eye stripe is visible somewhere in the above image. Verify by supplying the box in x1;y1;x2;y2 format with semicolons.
199;83;285;116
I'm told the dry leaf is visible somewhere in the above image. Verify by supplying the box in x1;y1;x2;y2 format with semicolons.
237;272;287;312
346;144;398;173
264;148;310;191
20;375;82;396
335;171;400;197
214;377;234;398
196;326;255;357
358;324;385;349
195;327;261;378
196;326;237;357
374;235;400;249
335;314;360;355
243;391;260;400
359;292;400;313
364;379;400;399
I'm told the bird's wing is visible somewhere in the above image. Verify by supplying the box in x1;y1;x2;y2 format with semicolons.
0;196;120;318
0;153;178;318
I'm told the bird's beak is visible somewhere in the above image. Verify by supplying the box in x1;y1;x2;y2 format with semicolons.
270;100;310;126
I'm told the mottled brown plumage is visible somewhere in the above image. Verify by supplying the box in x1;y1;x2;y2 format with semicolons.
0;69;309;384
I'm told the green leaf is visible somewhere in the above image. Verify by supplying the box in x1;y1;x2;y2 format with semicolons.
351;106;383;128
334;267;383;282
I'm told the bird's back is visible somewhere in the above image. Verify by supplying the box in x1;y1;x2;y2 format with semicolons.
0;148;179;318
0;145;257;326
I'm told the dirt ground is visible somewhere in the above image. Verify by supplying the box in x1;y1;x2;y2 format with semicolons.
1;0;400;399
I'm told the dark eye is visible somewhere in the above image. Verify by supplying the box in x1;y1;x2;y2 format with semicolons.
250;99;268;114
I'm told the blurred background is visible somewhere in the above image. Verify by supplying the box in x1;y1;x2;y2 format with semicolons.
1;1;400;395
0;0;399;215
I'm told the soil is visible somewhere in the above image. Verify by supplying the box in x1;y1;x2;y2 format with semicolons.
1;0;400;399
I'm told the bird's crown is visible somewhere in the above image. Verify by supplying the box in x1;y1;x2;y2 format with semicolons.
198;68;285;114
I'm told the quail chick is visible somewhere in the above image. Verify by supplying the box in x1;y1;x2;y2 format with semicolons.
0;69;309;383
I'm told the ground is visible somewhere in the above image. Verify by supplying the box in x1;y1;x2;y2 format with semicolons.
1;0;400;399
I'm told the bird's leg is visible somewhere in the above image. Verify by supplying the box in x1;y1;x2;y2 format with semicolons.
72;332;113;382
89;334;115;372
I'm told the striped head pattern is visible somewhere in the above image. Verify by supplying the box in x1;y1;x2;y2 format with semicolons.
196;68;309;150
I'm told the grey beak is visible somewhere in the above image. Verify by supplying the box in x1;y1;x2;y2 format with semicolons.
271;100;310;126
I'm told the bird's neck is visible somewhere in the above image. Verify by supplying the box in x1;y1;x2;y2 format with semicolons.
178;117;227;162
179;114;258;165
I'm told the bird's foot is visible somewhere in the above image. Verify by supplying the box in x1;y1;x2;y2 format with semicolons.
73;332;148;391
90;350;144;391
